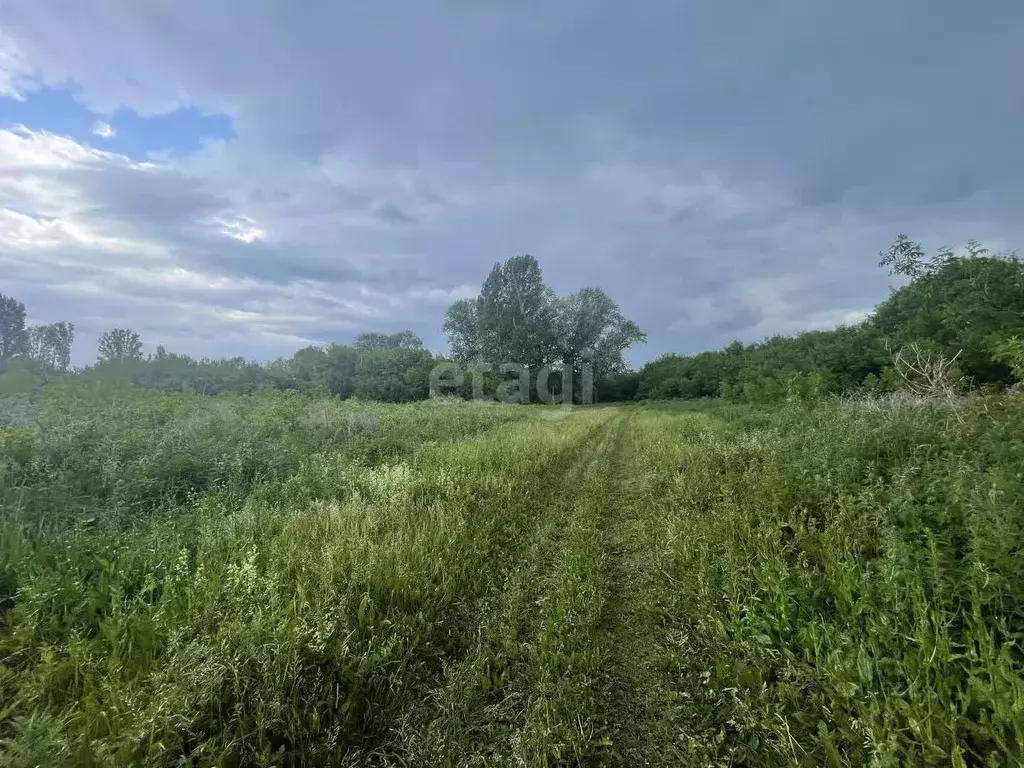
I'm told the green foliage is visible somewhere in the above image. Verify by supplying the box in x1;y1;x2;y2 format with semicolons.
354;330;424;351
286;342;435;403
878;232;932;277
0;385;538;765
640;237;1024;403
475;254;559;371
993;336;1024;389
595;370;641;402
558;286;646;393
0;289;441;404
289;345;333;394
633;399;1024;766
25;322;75;372
1;385;1022;765
0;370;37;396
324;343;362;398
444;255;645;401
287;343;366;398
0;293;28;360
97;328;144;363
84;350;278;395
872;249;1024;386
643;327;882;402
76;334;433;403
354;347;434;403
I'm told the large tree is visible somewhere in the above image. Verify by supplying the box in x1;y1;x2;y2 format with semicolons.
443;299;482;361
556;287;646;382
475;255;558;371
325;344;361;399
289;333;424;399
27;322;75;371
0;293;28;359
444;255;645;400
97;329;143;363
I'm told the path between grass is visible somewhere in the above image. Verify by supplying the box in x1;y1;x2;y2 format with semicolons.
398;408;703;766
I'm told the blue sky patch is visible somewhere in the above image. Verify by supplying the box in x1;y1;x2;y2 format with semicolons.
0;86;234;158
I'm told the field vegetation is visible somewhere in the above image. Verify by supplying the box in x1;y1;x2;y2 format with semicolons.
1;384;1022;766
1;236;1023;765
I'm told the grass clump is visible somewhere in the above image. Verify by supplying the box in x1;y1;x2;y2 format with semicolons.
640;398;1024;766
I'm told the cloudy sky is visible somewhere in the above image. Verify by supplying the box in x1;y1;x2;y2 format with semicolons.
1;1;1022;365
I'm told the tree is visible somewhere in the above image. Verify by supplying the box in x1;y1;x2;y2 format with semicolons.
354;347;434;402
879;234;930;278
444;255;645;401
351;332;430;401
443;299;481;361
325;344;361;398
354;331;425;351
290;346;332;393
872;237;1024;386
27;322;75;371
288;344;363;398
557;287;646;381
97;329;143;363
0;293;28;359
993;336;1024;390
387;330;424;349
634;236;1024;404
596;370;640;401
354;332;389;351
477;255;558;370
880;233;990;279
444;256;559;369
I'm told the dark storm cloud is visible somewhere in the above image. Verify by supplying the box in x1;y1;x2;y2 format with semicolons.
1;0;1022;363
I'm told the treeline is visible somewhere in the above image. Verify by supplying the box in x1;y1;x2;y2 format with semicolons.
636;236;1024;402
0;253;647;403
0;295;76;375
3;236;1022;404
81;334;435;403
0;297;438;401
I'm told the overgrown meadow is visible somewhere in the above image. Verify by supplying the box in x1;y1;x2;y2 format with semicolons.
1;382;1022;766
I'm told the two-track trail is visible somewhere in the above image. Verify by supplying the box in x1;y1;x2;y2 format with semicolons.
397;407;706;767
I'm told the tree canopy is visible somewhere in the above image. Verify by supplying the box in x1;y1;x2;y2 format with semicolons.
0;294;28;360
637;236;1024;402
354;331;425;351
98;329;144;363
444;254;646;401
26;322;75;372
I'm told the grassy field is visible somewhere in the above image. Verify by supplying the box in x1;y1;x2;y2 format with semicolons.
1;385;1023;766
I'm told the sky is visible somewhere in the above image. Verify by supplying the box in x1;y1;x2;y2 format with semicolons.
1;1;1022;367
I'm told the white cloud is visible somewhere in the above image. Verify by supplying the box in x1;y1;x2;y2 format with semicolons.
91;120;115;139
216;215;265;243
0;32;32;99
0;207;155;254
0;125;133;169
0;125;486;362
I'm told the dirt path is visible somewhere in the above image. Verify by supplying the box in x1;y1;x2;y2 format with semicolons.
586;414;691;766
398;408;698;766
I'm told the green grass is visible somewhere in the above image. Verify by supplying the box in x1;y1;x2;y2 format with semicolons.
2;384;1023;765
